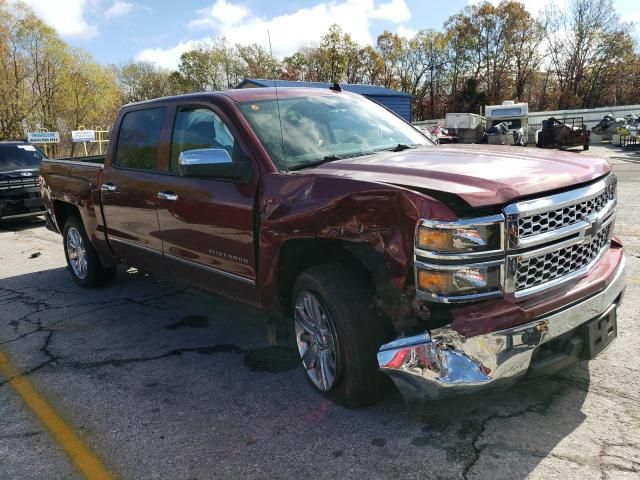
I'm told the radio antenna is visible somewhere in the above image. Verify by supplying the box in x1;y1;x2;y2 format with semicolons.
267;29;287;170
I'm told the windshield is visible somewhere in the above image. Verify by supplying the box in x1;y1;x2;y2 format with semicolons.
491;119;522;129
0;144;46;171
238;93;431;170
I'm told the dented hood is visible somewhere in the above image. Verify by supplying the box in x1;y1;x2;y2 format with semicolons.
314;144;611;208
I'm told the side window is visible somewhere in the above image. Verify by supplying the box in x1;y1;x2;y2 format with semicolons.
115;107;165;170
171;107;242;171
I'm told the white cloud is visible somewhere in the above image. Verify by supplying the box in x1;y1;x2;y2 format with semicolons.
190;0;250;28
371;0;411;23
105;1;135;19
13;0;98;39
621;12;640;23
135;39;213;69
136;0;412;69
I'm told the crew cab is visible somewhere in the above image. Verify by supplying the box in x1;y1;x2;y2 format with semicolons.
40;88;626;407
0;141;46;222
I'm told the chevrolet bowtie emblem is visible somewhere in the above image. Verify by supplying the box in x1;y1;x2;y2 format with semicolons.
584;216;602;242
20;172;33;177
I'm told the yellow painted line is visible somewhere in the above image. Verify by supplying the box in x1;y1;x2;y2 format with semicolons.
0;351;113;480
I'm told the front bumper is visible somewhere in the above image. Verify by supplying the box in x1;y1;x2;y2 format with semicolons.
378;255;627;401
0;188;44;221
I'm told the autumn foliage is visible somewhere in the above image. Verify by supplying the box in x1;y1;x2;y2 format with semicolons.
1;0;638;155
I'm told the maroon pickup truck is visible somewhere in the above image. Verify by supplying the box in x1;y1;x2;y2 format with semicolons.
40;88;626;407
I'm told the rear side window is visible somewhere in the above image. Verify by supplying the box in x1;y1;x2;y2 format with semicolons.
115;108;165;170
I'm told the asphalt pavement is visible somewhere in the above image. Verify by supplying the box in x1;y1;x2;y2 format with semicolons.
1;144;639;479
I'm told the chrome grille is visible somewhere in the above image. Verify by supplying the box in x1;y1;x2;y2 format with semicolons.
515;224;612;291
518;178;616;238
0;177;39;191
505;174;617;298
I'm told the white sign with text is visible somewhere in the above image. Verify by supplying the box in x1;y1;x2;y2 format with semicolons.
27;131;60;143
71;130;96;143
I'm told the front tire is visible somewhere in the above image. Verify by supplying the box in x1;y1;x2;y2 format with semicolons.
292;264;392;408
63;216;116;287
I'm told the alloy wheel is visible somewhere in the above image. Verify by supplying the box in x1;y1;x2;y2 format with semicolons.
66;227;88;280
294;290;340;391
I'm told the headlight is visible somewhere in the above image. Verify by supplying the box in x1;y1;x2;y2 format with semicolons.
417;263;502;299
415;215;505;303
416;216;504;257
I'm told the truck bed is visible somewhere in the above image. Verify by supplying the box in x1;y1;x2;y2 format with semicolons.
40;158;103;215
48;155;105;166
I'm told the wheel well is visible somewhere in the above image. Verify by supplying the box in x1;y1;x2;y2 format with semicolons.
277;239;378;315
52;201;80;231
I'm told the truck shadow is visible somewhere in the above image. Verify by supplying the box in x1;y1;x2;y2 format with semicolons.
0;265;591;479
0;217;46;231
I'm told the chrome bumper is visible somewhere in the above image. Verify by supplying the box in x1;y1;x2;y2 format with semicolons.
378;256;627;401
0;210;44;221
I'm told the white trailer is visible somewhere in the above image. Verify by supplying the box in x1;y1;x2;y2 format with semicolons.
444;113;486;143
445;113;485;130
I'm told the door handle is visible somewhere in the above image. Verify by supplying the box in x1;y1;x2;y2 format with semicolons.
157;191;178;201
101;182;117;192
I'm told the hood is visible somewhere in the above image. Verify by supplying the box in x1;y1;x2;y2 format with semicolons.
314;144;610;208
0;168;40;181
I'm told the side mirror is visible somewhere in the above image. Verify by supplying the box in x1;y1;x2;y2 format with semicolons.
178;148;250;181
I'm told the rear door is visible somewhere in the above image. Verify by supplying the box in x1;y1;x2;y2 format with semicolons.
101;106;167;274
154;103;259;304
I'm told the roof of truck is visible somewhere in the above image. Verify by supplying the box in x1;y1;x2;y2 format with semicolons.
236;79;412;97
124;87;357;108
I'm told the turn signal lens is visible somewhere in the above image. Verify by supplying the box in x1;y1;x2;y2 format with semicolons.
418;270;451;293
418;265;501;297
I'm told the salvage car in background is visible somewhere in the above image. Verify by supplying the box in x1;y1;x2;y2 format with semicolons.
40;88;626;408
0;141;46;222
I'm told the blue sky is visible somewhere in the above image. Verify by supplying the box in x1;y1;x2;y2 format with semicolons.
15;0;640;69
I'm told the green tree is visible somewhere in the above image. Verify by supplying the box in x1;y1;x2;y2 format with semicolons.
544;0;633;108
237;43;280;79
117;61;175;102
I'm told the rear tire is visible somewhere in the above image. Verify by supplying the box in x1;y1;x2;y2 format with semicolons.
63;216;116;288
292;264;392;408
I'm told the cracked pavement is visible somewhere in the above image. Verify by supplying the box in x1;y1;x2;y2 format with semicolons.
1;145;639;479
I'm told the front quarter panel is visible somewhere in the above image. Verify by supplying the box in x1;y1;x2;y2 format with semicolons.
257;172;457;325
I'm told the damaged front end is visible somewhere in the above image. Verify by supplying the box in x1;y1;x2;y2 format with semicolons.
378;253;625;401
379;173;626;402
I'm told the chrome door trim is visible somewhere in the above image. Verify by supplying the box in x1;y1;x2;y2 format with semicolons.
108;236;161;255
109;237;256;285
164;251;256;286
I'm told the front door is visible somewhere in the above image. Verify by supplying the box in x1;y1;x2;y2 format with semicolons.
101;106;167;274
155;104;259;304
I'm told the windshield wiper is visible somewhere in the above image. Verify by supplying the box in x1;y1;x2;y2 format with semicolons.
287;146;416;171
288;155;344;171
388;143;417;152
